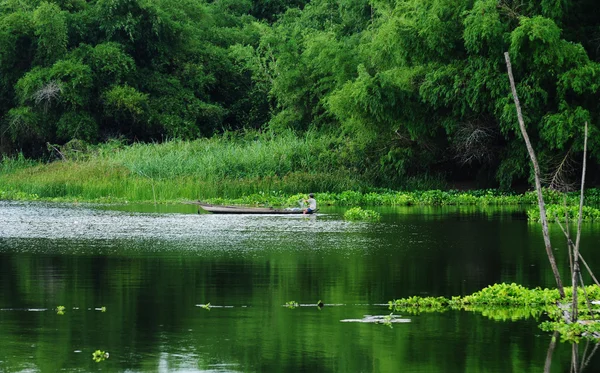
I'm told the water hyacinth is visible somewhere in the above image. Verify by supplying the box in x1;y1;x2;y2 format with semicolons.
389;283;600;342
343;207;381;221
527;204;600;223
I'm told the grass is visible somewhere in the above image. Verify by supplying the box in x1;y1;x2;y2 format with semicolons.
2;131;600;206
0;130;365;202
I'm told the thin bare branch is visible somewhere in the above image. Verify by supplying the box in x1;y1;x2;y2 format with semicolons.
550;212;600;287
452;119;497;165
544;331;559;373
542;148;577;192
578;271;595;321
574;122;588;254
504;51;565;297
579;253;600;287
572;122;588;322
33;81;62;113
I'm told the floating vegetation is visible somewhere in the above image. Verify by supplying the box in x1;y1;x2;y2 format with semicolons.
56;306;66;315
285;301;299;309
199;303;211;310
95;306;107;312
92;350;109;362
527;204;600;223
389;283;600;342
343;207;381;222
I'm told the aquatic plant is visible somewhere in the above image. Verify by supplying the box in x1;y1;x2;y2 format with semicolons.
389;283;600;342
344;207;381;221
540;320;600;343
200;303;211;310
56;305;66;315
382;313;394;328
285;301;299;309
92;350;109;362
527;204;600;223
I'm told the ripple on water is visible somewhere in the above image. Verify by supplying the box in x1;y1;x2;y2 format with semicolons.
0;201;405;255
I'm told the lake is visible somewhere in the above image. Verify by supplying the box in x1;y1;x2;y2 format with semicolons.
0;201;599;372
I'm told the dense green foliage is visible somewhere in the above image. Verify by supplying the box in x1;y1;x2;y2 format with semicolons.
245;0;600;188
0;0;268;155
1;0;600;189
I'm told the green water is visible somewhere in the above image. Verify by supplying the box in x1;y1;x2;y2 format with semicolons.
0;201;598;372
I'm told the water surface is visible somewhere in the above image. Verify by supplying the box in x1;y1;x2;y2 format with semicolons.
0;201;598;372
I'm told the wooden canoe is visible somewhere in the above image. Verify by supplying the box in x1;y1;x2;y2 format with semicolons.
196;202;316;214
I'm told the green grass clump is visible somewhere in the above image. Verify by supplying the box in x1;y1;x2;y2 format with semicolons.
1;152;37;174
344;207;381;221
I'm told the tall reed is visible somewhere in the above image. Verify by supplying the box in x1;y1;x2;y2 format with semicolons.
0;130;365;201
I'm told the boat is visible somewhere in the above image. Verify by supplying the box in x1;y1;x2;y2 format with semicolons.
194;202;317;215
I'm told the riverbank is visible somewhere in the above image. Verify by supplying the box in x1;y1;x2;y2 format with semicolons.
2;135;600;209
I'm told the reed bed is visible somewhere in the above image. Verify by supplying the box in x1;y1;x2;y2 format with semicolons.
3;132;600;206
0;131;364;202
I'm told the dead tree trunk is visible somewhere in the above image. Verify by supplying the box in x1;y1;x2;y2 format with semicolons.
504;52;565;298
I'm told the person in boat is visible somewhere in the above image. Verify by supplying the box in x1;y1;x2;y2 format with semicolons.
304;193;317;214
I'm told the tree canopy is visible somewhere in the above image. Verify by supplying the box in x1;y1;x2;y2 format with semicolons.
1;0;599;189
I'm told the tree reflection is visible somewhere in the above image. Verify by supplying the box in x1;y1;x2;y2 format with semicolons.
545;332;600;373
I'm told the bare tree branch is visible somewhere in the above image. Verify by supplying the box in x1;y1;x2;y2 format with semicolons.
452;119;497;165
33;81;62;113
504;51;565;297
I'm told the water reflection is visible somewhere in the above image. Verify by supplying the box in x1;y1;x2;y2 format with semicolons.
2;201;600;372
545;331;600;373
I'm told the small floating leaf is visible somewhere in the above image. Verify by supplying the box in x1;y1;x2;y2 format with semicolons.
92;350;109;362
56;306;66;315
285;301;299;309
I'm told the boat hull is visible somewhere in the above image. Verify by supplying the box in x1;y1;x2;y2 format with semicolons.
196;203;315;214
